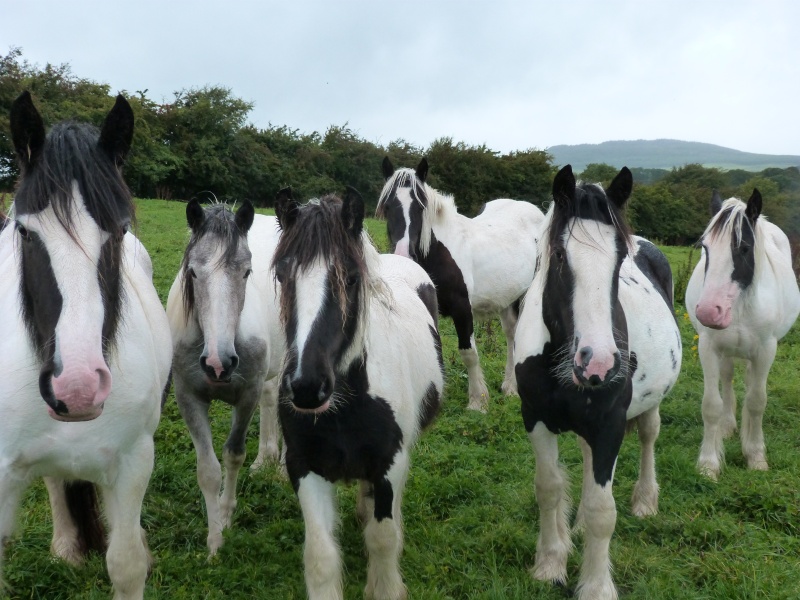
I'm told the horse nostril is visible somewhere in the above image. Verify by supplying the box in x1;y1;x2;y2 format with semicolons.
229;355;239;372
578;346;593;368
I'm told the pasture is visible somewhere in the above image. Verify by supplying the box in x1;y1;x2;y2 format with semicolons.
3;198;799;599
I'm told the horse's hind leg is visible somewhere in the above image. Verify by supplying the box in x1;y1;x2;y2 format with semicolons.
101;438;153;600
251;376;282;473
499;305;519;396
220;394;259;530
741;339;777;471
697;335;725;480
631;406;660;517
530;423;572;586
364;450;409;600
297;473;342;600
719;356;737;439
0;477;26;573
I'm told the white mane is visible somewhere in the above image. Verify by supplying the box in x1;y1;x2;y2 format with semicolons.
703;197;769;280
376;168;459;257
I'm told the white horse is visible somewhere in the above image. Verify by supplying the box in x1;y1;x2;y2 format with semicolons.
514;166;681;600
686;189;800;480
377;157;543;411
272;187;444;600
166;201;284;556
0;93;171;599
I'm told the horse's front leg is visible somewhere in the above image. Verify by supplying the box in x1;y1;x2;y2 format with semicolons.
251;376;283;473
697;334;725;479
499;304;520;396
452;306;489;412
297;473;342;600
220;388;260;529
364;450;410;600
718;355;737;439
576;431;622;600
175;385;225;556
101;437;154;600
0;475;27;577
741;338;777;471
529;422;572;585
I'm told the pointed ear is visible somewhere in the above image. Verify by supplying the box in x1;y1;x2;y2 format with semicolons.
416;158;429;183
745;188;762;223
99;94;134;166
235;200;255;233
605;166;633;208
710;190;723;216
274;186;299;231
186;199;205;231
342;186;364;238
382;156;395;179
552;164;575;206
10;91;46;172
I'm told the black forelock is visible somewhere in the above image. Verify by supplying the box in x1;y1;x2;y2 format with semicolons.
181;203;248;319
13;121;134;235
704;205;753;246
549;181;632;252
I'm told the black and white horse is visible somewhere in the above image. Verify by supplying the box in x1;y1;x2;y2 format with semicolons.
377;158;543;411
514;166;681;599
0;93;172;598
166;201;284;555
272;188;443;600
686;190;800;479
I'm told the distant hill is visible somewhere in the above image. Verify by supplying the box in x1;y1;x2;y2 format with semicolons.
548;139;800;173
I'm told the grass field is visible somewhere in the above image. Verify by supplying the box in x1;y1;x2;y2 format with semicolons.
3;198;800;599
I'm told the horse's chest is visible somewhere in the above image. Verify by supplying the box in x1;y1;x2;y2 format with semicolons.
280;393;404;486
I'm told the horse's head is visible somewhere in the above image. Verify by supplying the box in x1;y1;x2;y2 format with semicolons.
376;156;428;260
694;189;762;329
181;200;255;383
10;91;134;421
273;187;368;414
545;164;633;388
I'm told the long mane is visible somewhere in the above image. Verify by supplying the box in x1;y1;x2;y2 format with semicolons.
376;168;458;257
12;121;134;235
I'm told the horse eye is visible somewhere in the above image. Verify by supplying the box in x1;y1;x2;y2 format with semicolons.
244;268;252;279
188;268;197;279
554;248;565;261
740;245;750;254
346;274;359;287
16;223;30;240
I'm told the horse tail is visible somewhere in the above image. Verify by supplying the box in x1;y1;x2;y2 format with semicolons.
64;480;107;555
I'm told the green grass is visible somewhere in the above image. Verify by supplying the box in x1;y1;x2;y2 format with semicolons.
3;199;800;599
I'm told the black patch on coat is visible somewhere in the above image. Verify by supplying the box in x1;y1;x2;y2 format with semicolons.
416;282;439;323
418;381;442;431
633;239;674;309
280;359;404;498
730;219;756;290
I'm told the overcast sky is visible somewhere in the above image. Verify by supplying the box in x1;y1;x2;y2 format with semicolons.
3;0;799;157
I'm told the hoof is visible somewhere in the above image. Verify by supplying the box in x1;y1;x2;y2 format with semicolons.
501;380;518;396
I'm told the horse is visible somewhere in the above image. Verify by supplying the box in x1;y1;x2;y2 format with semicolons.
0;92;172;599
272;187;443;600
166;200;284;556
514;165;681;600
686;189;800;480
376;157;544;412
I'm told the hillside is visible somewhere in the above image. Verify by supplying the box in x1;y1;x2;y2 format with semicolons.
548;139;800;172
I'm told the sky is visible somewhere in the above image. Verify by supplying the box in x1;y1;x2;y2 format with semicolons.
3;0;799;157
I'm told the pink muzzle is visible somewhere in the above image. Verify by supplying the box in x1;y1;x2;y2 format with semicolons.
49;363;112;421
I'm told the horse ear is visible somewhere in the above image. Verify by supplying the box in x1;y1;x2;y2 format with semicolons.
745;188;762;223
235;200;255;233
342;186;365;238
606;166;633;208
10;91;46;172
552;164;575;206
99;95;134;166
382;156;395;179
275;186;299;231
710;190;723;216
416;158;429;183
186;199;204;231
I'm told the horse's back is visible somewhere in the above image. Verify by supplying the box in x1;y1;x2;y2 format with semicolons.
620;239;681;419
379;254;439;323
464;200;544;314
